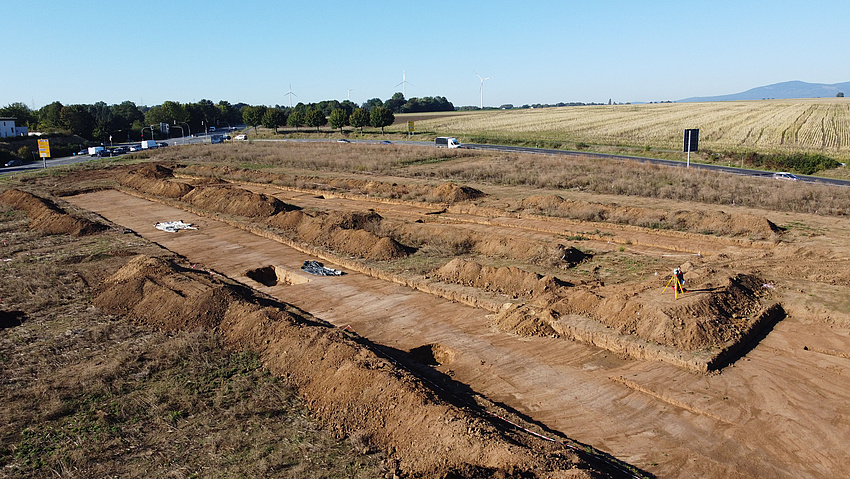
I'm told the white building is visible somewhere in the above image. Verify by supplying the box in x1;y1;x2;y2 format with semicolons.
0;118;28;138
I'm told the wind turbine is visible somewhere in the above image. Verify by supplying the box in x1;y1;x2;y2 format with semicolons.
475;72;492;109
285;84;296;108
395;70;413;97
347;89;354;101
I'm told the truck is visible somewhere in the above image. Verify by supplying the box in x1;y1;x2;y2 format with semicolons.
140;140;158;149
88;146;104;156
435;137;461;149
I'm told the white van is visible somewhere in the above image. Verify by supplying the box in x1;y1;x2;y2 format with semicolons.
435;137;461;149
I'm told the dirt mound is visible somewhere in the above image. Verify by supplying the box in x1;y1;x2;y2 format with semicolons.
0;189;107;236
432;183;486;203
434;258;571;299
119;166;194;198
93;255;597;477
268;210;413;261
434;257;778;357
181;185;298;218
492;305;559;337
520;194;781;239
550;273;777;352
93;255;240;330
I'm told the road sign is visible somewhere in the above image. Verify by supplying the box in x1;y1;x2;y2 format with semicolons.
407;121;415;132
37;139;51;158
683;129;699;152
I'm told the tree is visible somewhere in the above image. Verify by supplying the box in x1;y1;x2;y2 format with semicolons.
328;108;348;133
349;108;369;133
838;92;845;98
369;106;395;133
305;108;327;132
384;92;406;113
287;110;305;129
262;108;287;133
361;98;383;111
59;105;95;139
242;105;267;132
38;101;64;130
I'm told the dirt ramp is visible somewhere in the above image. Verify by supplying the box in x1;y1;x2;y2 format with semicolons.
93;255;604;477
0;189;107;236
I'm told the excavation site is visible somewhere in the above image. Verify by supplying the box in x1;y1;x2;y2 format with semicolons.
3;141;850;478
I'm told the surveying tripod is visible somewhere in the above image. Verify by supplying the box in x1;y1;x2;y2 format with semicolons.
662;271;686;299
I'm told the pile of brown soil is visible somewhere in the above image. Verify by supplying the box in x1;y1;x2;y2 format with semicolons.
93;255;599;477
520;194;781;239
0;189;106;236
119;164;299;217
492;305;559;337
119;164;194;198
181;185;297;218
180;164;487;204
433;258;570;299
430;183;486;203
433;257;778;355
268;210;413;260
549;273;776;352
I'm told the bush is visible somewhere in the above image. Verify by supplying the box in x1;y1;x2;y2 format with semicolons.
743;151;840;175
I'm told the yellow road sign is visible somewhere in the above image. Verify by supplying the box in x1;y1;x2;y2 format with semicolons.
38;139;51;158
407;121;415;132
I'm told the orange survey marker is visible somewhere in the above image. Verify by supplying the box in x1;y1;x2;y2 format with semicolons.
662;268;687;299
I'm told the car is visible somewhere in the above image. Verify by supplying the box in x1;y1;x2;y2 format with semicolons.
235;134;248;141
380;140;392;145
336;139;350;143
210;135;223;144
772;172;799;181
222;135;231;141
4;159;23;167
157;142;168;148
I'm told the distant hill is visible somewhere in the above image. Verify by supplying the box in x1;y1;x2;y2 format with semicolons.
678;80;850;102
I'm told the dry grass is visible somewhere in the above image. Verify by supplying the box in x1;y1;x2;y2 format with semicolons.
149;141;850;216
389;98;850;160
0;202;383;479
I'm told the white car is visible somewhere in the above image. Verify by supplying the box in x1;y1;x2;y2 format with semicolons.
772;172;799;181
235;134;248;141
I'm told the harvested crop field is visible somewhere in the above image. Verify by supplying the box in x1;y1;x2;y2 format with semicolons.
3;141;850;478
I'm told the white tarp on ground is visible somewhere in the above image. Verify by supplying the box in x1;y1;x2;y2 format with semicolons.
155;221;197;233
301;260;344;276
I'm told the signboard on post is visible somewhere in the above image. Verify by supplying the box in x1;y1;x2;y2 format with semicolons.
407;121;415;135
683;129;699;153
683;129;699;168
37;139;51;158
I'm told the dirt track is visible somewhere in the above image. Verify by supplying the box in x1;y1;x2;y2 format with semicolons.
66;181;850;479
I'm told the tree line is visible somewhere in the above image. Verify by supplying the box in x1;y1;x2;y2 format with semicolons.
0;92;453;142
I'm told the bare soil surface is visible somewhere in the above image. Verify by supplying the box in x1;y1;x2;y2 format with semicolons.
5;152;850;478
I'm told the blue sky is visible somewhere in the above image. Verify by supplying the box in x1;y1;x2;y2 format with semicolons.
3;0;848;109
